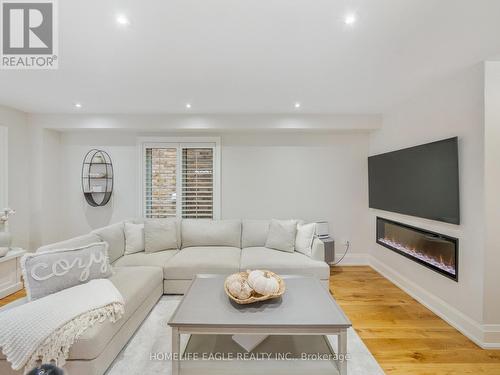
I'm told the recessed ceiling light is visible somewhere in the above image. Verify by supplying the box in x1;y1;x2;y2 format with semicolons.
344;13;357;25
294;102;301;109
185;103;192;109
116;14;130;26
74;103;82;109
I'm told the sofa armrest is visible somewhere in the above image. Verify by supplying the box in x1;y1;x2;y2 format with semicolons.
311;237;325;262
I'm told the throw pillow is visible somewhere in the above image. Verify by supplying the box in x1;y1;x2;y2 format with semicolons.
145;219;178;253
124;222;145;254
264;219;298;253
21;242;113;301
91;222;125;263
241;220;270;248
295;222;317;257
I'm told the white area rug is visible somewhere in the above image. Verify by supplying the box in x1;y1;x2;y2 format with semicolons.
106;296;385;375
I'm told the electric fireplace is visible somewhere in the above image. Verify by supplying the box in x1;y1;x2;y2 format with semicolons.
376;217;458;281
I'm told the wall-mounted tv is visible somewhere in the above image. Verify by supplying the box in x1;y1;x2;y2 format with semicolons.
368;137;460;224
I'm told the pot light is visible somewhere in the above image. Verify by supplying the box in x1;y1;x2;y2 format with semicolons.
344;13;357;25
294;102;301;109
185;103;192;109
74;103;82;109
116;14;130;26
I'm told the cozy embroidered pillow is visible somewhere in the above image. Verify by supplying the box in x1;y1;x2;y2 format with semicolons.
21;242;113;301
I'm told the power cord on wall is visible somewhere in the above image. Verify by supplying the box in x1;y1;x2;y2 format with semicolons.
333;240;350;265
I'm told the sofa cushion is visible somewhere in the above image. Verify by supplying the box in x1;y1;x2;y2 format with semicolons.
181;219;242;248
68;266;163;360
145;219;178;252
265;219;298;253
36;233;102;253
295;222;317;256
241;220;270;248
164;246;241;279
124;222;145;254
92;222;125;263
240;247;330;280
133;218;182;249
113;249;178;270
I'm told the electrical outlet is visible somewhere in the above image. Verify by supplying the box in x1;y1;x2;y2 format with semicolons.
341;239;350;246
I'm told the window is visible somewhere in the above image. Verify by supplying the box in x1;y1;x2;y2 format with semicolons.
182;148;214;219
145;147;177;218
140;138;220;219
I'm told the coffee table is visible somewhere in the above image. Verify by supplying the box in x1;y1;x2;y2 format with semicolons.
168;274;352;375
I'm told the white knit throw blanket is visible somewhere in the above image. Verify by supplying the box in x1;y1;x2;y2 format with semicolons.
0;279;125;373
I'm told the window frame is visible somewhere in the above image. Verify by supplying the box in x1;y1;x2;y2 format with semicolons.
138;137;221;220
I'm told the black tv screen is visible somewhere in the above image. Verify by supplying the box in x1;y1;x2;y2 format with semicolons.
368;137;460;224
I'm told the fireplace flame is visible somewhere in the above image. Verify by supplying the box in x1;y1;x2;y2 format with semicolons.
379;237;456;275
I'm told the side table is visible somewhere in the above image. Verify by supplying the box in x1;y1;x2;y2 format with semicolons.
0;248;26;299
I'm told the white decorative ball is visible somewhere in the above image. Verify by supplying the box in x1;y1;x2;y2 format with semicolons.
247;269;265;289
226;274;253;300
247;270;279;295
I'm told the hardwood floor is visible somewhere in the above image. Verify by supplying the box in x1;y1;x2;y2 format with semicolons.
330;266;500;375
1;267;499;374
0;289;25;307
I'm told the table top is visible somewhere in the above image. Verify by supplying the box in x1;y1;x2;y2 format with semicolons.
168;275;351;329
0;248;26;263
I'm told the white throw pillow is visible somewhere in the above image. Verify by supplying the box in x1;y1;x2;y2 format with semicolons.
295;222;317;257
265;219;298;253
145;219;178;253
124;222;145;254
91;222;125;263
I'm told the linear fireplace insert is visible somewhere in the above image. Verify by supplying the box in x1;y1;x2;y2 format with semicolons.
376;217;458;281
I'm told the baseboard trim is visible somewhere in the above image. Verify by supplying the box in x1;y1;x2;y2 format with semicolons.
333;253;369;266
482;325;500;348
368;255;500;349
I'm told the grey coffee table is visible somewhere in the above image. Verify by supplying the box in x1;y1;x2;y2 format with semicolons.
168;274;352;375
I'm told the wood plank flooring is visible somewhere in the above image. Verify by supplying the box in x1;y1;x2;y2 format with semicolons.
1;267;499;375
330;266;500;375
0;289;25;307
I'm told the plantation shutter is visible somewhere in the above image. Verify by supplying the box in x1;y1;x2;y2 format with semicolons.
144;147;177;218
181;148;214;219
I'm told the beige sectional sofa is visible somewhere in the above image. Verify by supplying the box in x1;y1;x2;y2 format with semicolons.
0;219;329;375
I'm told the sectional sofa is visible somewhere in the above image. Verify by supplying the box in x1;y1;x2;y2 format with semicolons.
0;219;329;375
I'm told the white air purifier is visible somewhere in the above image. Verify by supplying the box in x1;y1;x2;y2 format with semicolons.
315;221;329;238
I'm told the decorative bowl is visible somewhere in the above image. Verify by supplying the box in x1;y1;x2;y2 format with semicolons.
224;270;285;305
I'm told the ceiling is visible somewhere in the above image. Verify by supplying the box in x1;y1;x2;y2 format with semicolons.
1;0;500;114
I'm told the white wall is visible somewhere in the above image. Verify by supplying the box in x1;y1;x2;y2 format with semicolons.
0;105;31;249
369;64;487;344
33;129;371;260
28;127;63;249
58;131;139;240
221;132;370;257
0;126;7;210
483;61;500;340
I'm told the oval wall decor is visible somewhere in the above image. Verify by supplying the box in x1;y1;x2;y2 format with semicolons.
81;149;114;207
